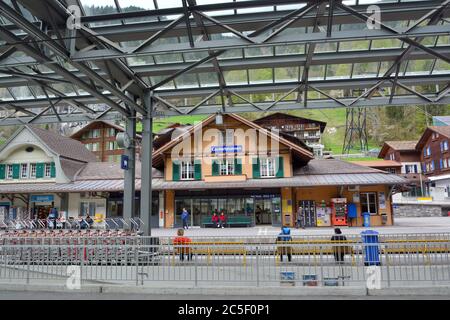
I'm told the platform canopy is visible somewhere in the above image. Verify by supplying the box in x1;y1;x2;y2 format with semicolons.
0;0;449;125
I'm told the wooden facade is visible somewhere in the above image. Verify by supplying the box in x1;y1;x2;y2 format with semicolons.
71;121;141;162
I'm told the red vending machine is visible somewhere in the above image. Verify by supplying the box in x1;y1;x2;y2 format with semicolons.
331;198;348;226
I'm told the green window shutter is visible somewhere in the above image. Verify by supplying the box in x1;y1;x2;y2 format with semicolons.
50;162;56;178
252;158;260;179
36;163;44;178
0;164;5;180
234;158;242;175
172;161;180;181
12;164;20;179
212;159;219;176
276;156;284;178
194;160;202;180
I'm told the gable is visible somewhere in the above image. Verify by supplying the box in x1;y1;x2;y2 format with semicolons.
0;128;55;161
153;113;313;168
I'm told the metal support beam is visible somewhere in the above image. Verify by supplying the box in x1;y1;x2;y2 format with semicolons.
140;90;153;236
123;110;136;226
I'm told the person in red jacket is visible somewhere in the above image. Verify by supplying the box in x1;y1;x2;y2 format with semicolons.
211;212;219;228
219;211;227;228
173;229;192;261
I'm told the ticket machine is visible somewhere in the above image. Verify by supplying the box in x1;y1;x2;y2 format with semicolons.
331;198;347;226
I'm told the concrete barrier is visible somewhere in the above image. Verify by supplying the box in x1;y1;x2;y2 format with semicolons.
1;282;450;297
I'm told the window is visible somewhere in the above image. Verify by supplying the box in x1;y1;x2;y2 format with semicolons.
181;161;194;180
20;163;28;179
6;164;13;180
218;129;234;146
442;140;449;153
430;161;435;171
389;153;395;161
360;192;378;215
108;141;115;150
219;159;235;176
80;202;96;216
426;146;431;156
386;168;397;174
405;164;418;174
260;157;276;177
108;155;120;162
92;129;101;138
92;143;100;152
108;128;116;137
29;163;37;178
44;163;51;178
444;159;448;169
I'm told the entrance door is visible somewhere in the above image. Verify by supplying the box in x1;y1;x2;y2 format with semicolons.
299;200;316;227
254;199;273;225
271;197;282;226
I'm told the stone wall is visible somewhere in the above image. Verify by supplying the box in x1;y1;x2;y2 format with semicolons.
393;204;449;217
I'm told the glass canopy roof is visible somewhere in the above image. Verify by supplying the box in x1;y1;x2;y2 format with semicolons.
0;0;449;125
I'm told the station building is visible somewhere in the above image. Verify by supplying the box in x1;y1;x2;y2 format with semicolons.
0;114;405;228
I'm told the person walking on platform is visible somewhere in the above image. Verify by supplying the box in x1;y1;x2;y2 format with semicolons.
296;206;305;229
181;208;190;230
331;228;349;264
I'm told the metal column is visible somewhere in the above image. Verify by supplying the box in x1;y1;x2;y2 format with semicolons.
123;110;136;225
140;90;153;236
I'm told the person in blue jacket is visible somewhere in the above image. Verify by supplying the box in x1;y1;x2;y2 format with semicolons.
181;208;190;230
276;227;293;262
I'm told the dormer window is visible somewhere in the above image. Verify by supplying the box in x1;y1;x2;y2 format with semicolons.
21;163;28;179
44;163;52;178
30;164;37;179
6;165;13;180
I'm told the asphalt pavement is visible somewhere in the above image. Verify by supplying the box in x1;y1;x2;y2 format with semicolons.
0;290;448;300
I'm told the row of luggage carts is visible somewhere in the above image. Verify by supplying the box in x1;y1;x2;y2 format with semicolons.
0;235;159;266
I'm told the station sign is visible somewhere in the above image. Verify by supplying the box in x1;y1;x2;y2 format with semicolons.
211;145;242;153
30;195;54;203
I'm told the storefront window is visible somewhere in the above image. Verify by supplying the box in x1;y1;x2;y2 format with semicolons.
174;191;280;227
360;192;378;215
181;161;194;180
80;202;96;216
260;158;276;177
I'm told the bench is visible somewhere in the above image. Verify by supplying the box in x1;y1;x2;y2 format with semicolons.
201;215;253;228
171;241;247;265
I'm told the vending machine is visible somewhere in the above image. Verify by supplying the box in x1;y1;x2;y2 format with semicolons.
331;198;348;226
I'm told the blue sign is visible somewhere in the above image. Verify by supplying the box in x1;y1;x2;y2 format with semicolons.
121;155;129;170
211;145;242;153
31;195;54;203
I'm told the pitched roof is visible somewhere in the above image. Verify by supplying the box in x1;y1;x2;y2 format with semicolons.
294;159;385;175
28;125;97;163
254;112;327;133
75;161;163;180
152;113;314;168
378;140;417;158
349;160;402;168
416;126;450;150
